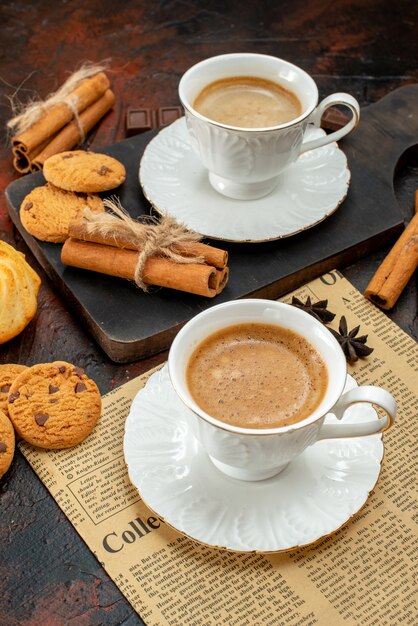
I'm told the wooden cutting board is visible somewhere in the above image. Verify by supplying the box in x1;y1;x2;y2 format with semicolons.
6;85;417;363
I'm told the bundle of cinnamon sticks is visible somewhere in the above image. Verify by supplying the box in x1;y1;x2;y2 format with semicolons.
9;66;114;174
365;191;418;309
62;220;229;298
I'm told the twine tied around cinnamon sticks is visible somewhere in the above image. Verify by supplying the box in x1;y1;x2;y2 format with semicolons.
8;62;114;174
62;202;229;297
83;198;204;291
8;62;107;137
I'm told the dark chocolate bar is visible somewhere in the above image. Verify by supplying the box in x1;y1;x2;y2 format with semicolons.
126;106;183;136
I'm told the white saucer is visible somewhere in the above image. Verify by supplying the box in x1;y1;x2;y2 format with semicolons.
139;118;350;242
124;366;383;553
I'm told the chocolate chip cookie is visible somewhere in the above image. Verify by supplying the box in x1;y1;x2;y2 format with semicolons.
0;364;28;417
43;150;126;193
20;183;104;243
0;410;15;478
8;361;101;449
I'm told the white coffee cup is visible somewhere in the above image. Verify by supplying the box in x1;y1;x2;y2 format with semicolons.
179;53;360;200
168;300;396;482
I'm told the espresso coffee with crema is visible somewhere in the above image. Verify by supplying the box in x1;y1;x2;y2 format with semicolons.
193;76;302;128
186;323;328;429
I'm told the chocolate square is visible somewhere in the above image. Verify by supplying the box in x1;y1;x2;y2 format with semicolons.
321;108;350;132
126;108;155;137
157;106;183;127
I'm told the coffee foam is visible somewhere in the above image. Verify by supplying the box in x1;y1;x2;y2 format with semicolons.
186;323;328;429
193;76;302;128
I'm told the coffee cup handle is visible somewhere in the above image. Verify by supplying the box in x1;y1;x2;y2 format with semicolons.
317;386;396;440
299;93;360;154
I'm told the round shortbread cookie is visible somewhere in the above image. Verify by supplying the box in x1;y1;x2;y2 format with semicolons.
20;183;104;243
0;410;15;479
8;361;101;449
43;150;126;193
0;364;28;417
0;241;41;344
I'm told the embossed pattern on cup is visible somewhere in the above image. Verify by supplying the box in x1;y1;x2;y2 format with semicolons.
185;112;305;182
168;299;396;481
179;53;360;199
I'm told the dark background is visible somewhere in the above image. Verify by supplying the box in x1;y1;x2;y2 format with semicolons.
0;1;417;624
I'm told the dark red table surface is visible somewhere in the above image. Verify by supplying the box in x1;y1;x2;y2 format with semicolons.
0;1;417;624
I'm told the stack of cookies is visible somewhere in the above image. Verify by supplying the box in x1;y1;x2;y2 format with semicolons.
20;150;126;243
0;361;102;479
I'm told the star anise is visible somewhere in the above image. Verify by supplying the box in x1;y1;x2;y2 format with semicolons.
291;296;336;323
329;316;374;363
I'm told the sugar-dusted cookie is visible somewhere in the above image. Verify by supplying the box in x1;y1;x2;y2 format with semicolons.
0;241;41;344
20;183;104;243
0;410;15;479
43;150;126;193
8;361;101;449
0;364;28;417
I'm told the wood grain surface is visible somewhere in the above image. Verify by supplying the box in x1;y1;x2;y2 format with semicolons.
0;1;417;624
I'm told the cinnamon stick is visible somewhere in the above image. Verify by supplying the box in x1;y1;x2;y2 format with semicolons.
61;238;225;297
13;145;30;172
13;153;30;174
13;139;51;174
67;220;228;269
209;267;229;293
30;89;115;170
12;72;110;155
365;212;418;309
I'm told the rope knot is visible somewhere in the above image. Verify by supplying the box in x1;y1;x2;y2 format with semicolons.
82;198;204;291
7;61;109;137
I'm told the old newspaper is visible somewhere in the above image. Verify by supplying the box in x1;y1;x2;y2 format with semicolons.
19;273;417;625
